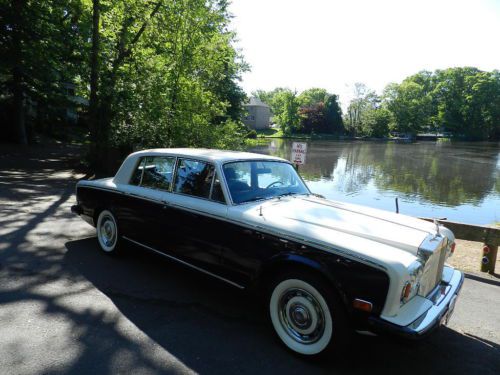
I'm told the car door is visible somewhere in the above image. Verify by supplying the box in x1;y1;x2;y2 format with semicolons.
118;155;177;247
156;158;229;276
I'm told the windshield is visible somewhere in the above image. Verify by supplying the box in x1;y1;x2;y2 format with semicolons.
223;161;310;204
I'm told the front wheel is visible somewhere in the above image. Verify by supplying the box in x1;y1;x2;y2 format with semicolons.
96;209;121;254
268;273;350;356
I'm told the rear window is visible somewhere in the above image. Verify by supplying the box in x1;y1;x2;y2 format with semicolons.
129;156;175;191
130;158;145;186
141;156;176;191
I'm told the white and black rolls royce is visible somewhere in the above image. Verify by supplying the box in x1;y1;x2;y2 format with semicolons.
72;148;463;356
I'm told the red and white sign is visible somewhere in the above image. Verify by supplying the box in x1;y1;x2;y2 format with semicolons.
291;142;307;165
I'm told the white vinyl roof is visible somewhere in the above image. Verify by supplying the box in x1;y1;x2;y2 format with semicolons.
113;148;288;184
132;148;285;163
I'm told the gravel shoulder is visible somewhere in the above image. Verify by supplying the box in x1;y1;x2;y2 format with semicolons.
449;239;500;277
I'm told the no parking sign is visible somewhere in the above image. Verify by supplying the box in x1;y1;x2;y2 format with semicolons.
291;142;307;165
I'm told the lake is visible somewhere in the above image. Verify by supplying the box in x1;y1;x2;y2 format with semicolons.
249;139;500;225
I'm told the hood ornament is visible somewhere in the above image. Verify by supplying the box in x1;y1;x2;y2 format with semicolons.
433;219;441;237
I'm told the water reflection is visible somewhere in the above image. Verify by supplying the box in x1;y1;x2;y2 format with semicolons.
250;139;500;225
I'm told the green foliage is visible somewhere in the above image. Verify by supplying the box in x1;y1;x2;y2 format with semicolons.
432;68;500;139
297;94;343;134
0;0;87;142
345;83;379;136
0;0;248;162
90;0;248;155
254;87;343;135
383;67;500;140
297;88;328;107
275;90;301;134
324;94;344;133
246;129;257;139
346;68;500;140
383;80;433;135
361;108;392;137
255;88;301;134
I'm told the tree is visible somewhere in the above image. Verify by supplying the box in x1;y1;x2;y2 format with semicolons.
0;0;86;143
297;88;328;107
431;67;499;139
383;80;431;135
86;0;248;169
462;70;500;140
324;94;344;134
252;88;285;107
361;108;391;137
345;83;379;136
298;103;325;133
380;67;499;140
272;89;300;134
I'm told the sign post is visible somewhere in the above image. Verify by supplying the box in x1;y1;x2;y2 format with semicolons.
291;142;307;171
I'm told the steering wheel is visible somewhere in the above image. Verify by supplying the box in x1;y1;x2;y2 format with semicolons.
266;180;284;189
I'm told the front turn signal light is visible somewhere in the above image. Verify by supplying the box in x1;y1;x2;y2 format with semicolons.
450;242;456;254
401;282;413;304
353;299;373;312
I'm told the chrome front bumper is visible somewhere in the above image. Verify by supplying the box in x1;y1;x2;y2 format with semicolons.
368;267;464;338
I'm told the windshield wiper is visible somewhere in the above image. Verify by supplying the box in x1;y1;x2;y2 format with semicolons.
276;192;296;199
241;196;269;203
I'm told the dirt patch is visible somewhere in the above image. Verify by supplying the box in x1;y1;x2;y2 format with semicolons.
448;239;499;277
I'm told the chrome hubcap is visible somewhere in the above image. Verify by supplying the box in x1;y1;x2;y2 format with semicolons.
290;304;311;329
99;215;116;248
278;288;325;344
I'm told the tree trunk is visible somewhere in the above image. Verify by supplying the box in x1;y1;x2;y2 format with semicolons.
12;0;27;145
89;0;100;166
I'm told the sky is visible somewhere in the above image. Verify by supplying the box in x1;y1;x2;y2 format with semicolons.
228;0;500;107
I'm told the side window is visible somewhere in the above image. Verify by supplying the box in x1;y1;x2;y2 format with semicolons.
141;156;175;191
174;159;213;198
211;172;226;203
130;158;145;186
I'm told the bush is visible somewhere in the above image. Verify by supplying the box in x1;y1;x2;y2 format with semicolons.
246;129;257;139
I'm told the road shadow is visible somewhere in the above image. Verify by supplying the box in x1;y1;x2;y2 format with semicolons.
465;272;500;286
64;238;500;375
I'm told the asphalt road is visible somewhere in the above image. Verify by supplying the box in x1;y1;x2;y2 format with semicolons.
1;145;499;375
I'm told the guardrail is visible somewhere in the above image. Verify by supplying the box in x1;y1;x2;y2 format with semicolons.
420;218;499;274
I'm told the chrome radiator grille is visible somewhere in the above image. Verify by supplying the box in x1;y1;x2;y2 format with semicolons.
418;239;447;297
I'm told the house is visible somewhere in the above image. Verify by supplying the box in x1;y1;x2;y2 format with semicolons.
242;97;271;130
63;82;88;124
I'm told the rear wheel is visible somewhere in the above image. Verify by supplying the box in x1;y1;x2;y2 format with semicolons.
96;210;120;254
268;272;350;356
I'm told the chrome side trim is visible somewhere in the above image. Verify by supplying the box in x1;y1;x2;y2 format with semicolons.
122;236;245;290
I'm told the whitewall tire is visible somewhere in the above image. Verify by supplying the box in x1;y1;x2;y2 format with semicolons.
268;274;348;356
96;210;120;254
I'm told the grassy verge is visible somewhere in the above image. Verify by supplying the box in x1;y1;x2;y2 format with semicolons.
255;128;342;140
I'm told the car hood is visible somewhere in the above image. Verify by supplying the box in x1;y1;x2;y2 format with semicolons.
230;195;439;261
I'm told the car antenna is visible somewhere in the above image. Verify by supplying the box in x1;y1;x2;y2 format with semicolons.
395;197;399;214
259;205;263;216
